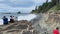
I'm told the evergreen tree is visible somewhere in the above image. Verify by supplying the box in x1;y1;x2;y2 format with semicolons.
31;0;60;13
52;0;57;5
46;0;48;3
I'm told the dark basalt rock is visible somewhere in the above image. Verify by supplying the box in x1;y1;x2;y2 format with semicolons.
6;30;20;33
22;31;32;34
17;25;28;29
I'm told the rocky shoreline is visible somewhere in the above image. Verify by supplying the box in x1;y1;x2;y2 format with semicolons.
0;20;38;34
0;13;60;34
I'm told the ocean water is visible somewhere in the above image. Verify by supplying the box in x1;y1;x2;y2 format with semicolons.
0;14;37;25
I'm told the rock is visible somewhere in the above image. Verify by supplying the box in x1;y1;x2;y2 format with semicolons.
0;20;37;34
22;31;32;34
17;25;28;29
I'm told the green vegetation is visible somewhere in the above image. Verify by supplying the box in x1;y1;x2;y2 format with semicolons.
31;0;60;13
48;4;60;13
56;5;60;10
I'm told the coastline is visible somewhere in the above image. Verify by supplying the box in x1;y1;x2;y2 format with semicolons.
0;20;38;34
0;13;40;34
0;14;37;25
0;13;49;34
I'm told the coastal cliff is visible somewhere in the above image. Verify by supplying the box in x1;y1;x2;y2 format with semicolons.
31;12;60;34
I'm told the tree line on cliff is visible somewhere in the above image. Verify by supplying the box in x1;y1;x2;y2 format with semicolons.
31;0;60;13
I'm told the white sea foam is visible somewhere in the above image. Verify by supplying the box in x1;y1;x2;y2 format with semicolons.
18;14;37;21
0;19;3;25
0;14;37;25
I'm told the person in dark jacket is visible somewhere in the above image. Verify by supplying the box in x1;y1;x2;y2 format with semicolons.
10;16;14;23
3;16;8;25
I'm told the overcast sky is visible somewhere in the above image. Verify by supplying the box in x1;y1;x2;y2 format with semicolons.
0;0;51;13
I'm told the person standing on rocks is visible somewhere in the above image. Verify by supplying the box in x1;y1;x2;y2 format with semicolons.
10;16;14;23
2;16;8;25
53;27;59;34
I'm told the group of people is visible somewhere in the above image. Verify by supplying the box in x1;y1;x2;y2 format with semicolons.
2;16;17;25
